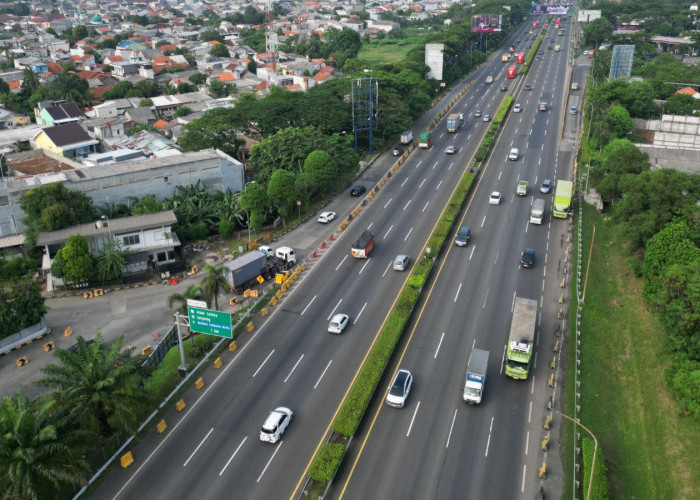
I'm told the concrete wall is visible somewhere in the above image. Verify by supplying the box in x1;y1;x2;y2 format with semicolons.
635;144;700;174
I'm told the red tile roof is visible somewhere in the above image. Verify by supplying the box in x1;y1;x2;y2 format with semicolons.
8;80;20;90
153;119;168;129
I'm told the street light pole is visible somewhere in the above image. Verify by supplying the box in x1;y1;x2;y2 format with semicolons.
554;411;598;500
242;181;255;244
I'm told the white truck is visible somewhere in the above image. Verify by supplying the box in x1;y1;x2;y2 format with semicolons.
400;131;413;144
485;75;493;85
463;349;489;405
530;198;545;225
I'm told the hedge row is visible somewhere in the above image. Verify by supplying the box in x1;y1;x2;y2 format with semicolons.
330;172;476;438
581;437;610;500
475;97;513;162
308;443;346;482
520;36;543;74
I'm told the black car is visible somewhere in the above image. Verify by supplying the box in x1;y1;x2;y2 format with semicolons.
520;248;535;268
351;185;366;197
500;84;508;92
524;84;532;91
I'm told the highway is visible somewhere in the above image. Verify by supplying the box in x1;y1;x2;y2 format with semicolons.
334;17;578;500
93;17;579;500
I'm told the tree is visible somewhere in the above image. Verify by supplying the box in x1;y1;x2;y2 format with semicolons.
132;194;165;215
655;261;700;361
0;79;9;94
188;72;207;85
20;183;95;231
207;79;234;98
247;59;257;73
299;150;338;196
267;169;298;221
606;104;634;139
199;29;224;43
139;98;153;107
0;391;91;500
49;72;89;105
167;285;206;315
35;333;152;438
51;234;95;285
200;265;229;310
250;126;318;183
583;17;613;48
178;108;244;157
96;240;130;283
102;80;134;100
209;43;230;58
593;139;650;202
664;93;700;116
175;106;192;117
0;281;47;339
239;183;271;232
19;68;40;97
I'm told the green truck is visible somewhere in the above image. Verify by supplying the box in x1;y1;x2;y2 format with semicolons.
552;180;573;218
505;297;537;380
418;131;432;148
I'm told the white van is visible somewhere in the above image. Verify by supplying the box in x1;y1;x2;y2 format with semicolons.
508;148;519;161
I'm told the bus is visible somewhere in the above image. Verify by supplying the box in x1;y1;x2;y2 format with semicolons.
516;52;525;64
507;65;516;78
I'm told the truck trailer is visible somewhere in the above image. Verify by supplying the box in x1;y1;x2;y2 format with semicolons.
553;180;573;218
351;230;375;258
463;349;489;405
446;113;464;132
418;131;432;148
224;251;270;294
505;297;538;379
400;131;413;144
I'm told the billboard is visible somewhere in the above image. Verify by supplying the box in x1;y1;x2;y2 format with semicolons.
471;14;502;33
531;4;568;15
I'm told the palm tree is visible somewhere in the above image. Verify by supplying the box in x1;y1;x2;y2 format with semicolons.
200;264;229;310
34;334;152;439
167;285;206;315
0;391;91;500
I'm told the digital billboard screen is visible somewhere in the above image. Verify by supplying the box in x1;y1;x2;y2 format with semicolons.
471;14;502;33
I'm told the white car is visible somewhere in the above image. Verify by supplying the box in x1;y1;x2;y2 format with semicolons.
260;407;293;443
489;191;502;205
482;114;491;122
445;145;456;154
328;313;349;334
513;104;522;113
386;369;413;408
317;211;336;224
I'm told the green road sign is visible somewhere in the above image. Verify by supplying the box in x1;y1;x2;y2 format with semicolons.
188;306;233;338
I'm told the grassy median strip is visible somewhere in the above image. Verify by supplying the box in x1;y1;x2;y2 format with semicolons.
569;205;700;499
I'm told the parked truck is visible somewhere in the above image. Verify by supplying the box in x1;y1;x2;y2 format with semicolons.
530;198;545;225
400;131;413;144
505;297;538;379
351;230;375;258
553;180;573;218
463;349;489;405
418;131;432;148
224;251;270;294
446;113;464;132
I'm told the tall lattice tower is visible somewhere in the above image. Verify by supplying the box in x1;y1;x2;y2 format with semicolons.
265;0;278;73
351;77;379;154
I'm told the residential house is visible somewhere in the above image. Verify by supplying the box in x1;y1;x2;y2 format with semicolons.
33;123;99;157
36;210;181;283
13;56;48;73
35;101;84;126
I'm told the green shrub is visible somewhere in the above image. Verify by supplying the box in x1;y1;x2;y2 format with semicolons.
666;356;700;419
218;219;234;239
309;443;345;482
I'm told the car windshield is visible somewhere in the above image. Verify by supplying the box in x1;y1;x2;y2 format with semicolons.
390;383;404;396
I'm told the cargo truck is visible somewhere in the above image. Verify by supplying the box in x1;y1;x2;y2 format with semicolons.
530;198;545;224
505;297;538;379
485;75;494;85
502;54;509;62
418;131;432;148
400;131;413;144
463;349;489;405
507;65;516;78
554;44;561;51
446;113;464;132
351;230;375;258
539;101;547;112
224;251;270;294
553;180;573;218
